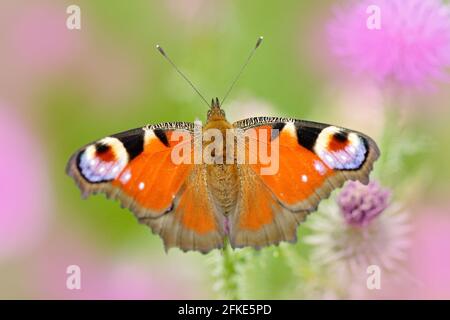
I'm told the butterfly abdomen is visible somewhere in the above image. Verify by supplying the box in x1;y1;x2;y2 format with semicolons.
206;163;239;216
203;118;240;216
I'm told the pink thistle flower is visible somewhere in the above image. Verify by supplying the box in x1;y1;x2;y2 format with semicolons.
304;181;411;298
328;0;450;89
338;181;390;227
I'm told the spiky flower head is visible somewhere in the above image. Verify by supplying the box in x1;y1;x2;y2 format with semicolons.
328;0;450;90
304;181;411;298
338;181;390;227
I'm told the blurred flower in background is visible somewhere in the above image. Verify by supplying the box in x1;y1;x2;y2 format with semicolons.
304;181;411;298
0;1;82;104
0;1;144;110
8;4;76;72
0;106;51;260
327;0;450;90
362;204;450;299
105;264;180;300
30;228;197;299
338;181;390;227
409;206;450;299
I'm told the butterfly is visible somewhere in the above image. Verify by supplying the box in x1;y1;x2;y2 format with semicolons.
66;38;380;253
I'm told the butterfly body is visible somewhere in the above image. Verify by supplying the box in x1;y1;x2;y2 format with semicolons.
67;98;379;253
204;99;240;216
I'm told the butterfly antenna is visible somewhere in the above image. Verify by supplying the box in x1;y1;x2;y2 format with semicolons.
221;36;263;106
156;44;210;108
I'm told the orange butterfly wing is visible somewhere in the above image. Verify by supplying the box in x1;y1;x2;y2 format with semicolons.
229;164;305;248
140;164;225;253
66;123;225;252
229;117;380;248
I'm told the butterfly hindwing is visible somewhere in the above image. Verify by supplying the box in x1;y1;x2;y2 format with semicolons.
229;164;307;248
139;164;225;253
229;117;380;248
66;122;225;253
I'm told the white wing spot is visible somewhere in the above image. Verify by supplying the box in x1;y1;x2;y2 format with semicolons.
138;182;145;190
314;160;327;175
301;174;308;183
120;170;132;184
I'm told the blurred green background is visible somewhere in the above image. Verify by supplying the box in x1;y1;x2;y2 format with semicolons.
1;0;450;299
